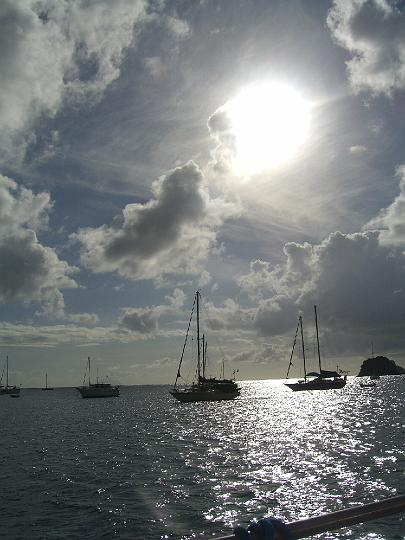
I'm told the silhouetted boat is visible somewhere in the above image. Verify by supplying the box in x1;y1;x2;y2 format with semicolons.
285;306;346;391
77;357;119;398
41;373;54;391
170;291;240;402
360;380;377;388
369;343;380;380
0;356;21;396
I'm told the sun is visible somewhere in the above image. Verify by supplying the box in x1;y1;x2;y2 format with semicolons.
225;82;311;174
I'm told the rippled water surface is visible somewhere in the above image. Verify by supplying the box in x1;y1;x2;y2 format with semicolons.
2;378;405;539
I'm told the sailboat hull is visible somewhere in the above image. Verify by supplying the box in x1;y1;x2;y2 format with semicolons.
0;386;20;396
77;385;119;398
285;378;346;391
170;387;239;402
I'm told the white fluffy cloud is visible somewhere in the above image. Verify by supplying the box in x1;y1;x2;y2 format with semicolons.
239;227;405;347
0;175;78;314
328;0;405;95
366;165;405;246
74;161;238;283
0;0;147;161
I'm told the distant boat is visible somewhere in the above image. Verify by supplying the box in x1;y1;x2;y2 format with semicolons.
77;357;119;398
360;380;377;388
0;356;21;396
369;343;380;380
285;306;346;392
41;373;54;391
170;291;240;403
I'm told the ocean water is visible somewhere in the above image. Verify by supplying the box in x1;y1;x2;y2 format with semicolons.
1;378;405;540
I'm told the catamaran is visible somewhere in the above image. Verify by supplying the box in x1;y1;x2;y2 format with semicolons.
170;291;240;402
285;306;346;391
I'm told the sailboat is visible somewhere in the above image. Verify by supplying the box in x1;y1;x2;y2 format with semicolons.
285;306;346;391
41;373;54;391
0;356;21;396
77;357;119;398
170;291;240;402
369;343;380;380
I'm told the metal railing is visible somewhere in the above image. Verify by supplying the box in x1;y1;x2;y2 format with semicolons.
213;494;405;539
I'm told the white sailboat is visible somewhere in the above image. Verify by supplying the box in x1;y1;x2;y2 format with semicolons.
285;306;346;391
170;291;240;402
77;357;119;398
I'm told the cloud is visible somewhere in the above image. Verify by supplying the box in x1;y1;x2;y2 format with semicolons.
66;313;100;325
143;56;164;78
164;15;191;39
119;288;185;335
0;175;78;314
0;0;147;162
349;144;368;154
0;321;122;347
239;227;405;350
366;165;405;247
207;106;238;177
202;298;255;333
74;161;238;283
327;0;405;95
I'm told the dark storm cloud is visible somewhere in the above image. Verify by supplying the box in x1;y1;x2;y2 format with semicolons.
328;0;405;95
74;161;237;282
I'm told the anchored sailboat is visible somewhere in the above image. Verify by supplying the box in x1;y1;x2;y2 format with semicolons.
0;356;21;396
41;373;54;391
77;357;119;398
285;306;346;391
170;291;240;402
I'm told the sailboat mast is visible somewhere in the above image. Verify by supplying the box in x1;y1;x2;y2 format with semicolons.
45;373;47;389
196;291;201;381
314;305;322;374
299;316;307;382
202;333;205;378
88;357;91;386
6;355;8;387
286;318;300;379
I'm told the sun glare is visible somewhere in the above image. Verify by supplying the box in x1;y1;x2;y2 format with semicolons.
226;82;311;174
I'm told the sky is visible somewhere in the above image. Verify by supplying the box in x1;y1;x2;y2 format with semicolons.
2;0;405;388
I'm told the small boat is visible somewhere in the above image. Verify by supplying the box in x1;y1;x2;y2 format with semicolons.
360;379;377;388
285;306;346;391
0;356;21;396
77;357;119;398
369;343;380;380
41;373;54;391
170;291;240;402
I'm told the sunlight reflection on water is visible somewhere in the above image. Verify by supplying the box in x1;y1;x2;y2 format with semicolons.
1;379;405;539
162;378;405;539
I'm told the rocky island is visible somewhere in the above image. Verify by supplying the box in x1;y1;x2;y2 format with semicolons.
358;355;405;377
